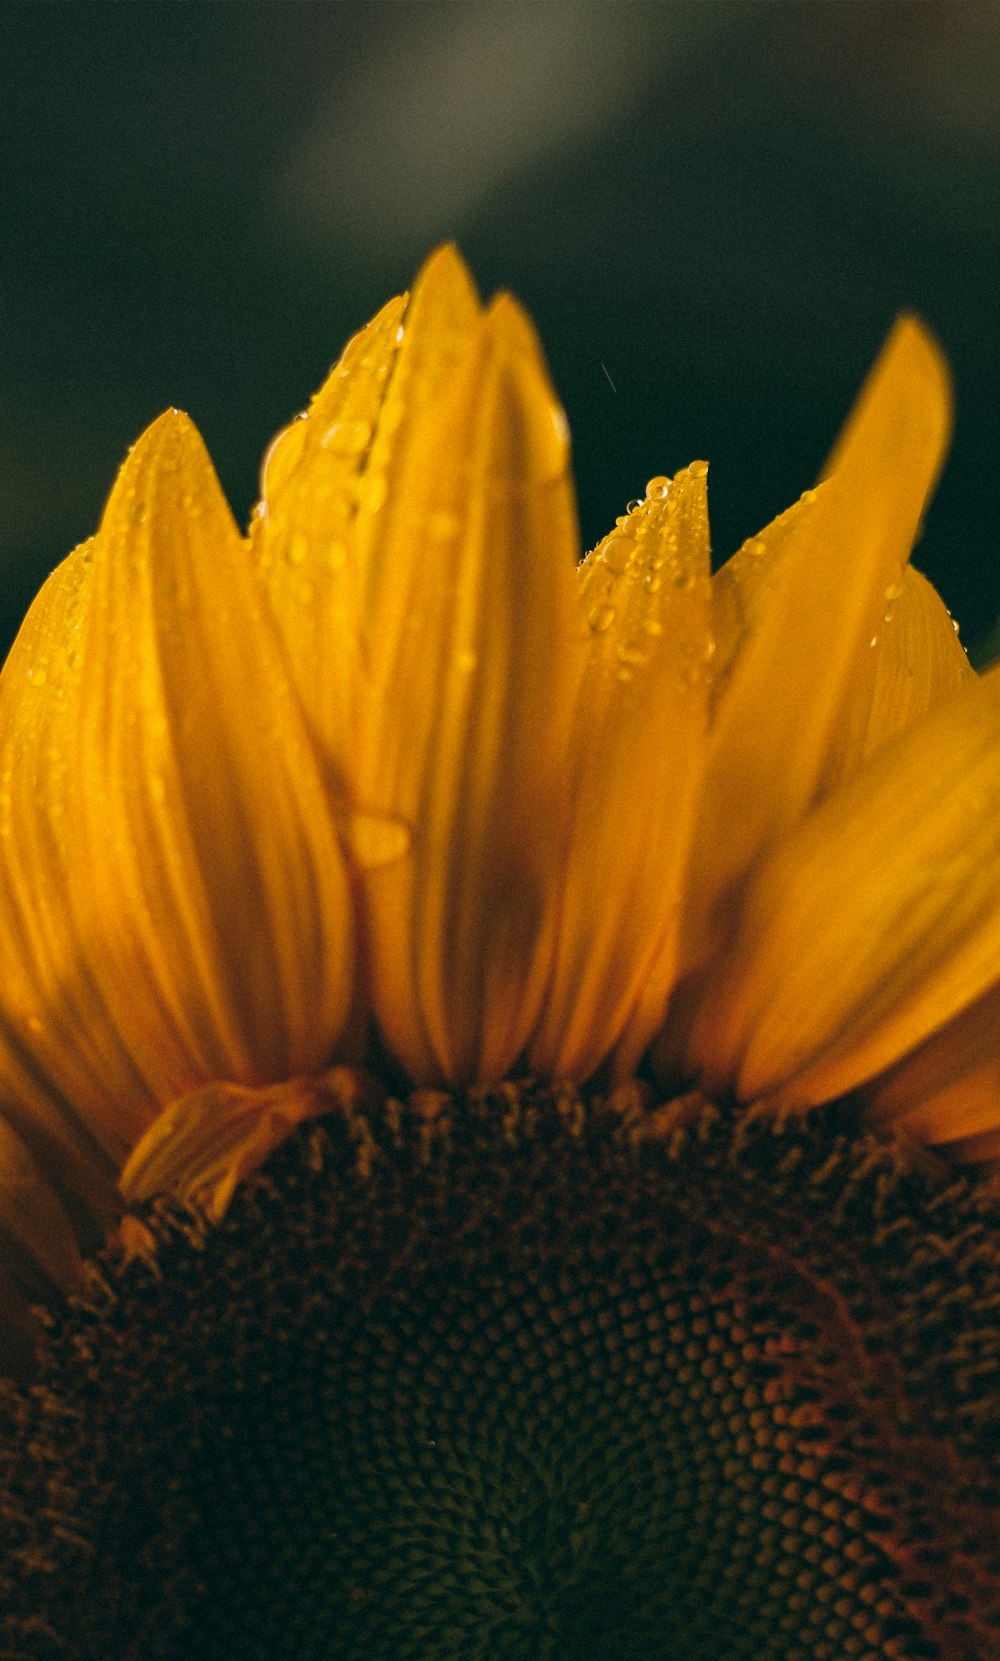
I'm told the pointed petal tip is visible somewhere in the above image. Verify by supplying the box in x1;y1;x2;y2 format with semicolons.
821;312;953;489
410;242;481;315
887;311;953;412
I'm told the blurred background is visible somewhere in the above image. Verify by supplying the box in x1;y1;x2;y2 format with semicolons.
2;0;999;656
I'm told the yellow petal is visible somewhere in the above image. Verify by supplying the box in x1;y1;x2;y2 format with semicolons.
0;543;156;1219
256;245;482;829
254;291;409;774
682;318;952;976
864;978;1000;1143
820;565;973;789
353;292;585;1083
120;1065;382;1222
529;466;711;1081
72;411;355;1099
688;664;1000;1105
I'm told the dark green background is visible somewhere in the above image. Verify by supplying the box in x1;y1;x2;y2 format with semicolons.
2;1;999;656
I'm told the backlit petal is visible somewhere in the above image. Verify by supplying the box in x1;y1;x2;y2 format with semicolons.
353;293;585;1082
530;467;711;1081
689;664;1000;1104
682;319;951;975
72;411;355;1099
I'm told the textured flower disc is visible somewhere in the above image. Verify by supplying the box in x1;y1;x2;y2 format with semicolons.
2;1085;1000;1661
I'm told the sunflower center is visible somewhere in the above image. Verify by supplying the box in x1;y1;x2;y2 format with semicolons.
2;1085;999;1661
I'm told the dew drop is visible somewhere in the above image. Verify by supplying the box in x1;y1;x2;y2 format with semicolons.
321;418;373;456
645;475;670;501
341;811;413;871
744;537;766;559
687;460;709;479
286;533;309;567
644;573;662;594
618;641;649;668
598;532;635;574
27;665;47;687
884;579;904;601
870;635;879;648
626;498;642;515
587;603;617;633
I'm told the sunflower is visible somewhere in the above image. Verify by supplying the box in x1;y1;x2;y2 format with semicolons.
1;247;999;1660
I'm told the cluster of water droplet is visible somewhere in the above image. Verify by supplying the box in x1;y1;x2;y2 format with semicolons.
583;465;713;690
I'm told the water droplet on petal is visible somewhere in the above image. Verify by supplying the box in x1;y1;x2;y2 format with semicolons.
27;665;47;686
645;475;670;501
286;533;309;567
341;811;413;871
321;418;373;456
588;603;617;633
618;641;649;668
687;460;709;479
745;537;766;559
597;532;635;574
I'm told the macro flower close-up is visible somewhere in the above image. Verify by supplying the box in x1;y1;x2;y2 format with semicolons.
1;244;999;1660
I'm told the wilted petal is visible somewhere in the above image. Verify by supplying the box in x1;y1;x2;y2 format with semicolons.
120;1065;382;1222
71;411;355;1100
352;293;585;1083
688;665;1000;1105
530;467;711;1081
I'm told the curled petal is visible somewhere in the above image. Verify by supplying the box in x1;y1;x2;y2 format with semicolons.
120;1066;383;1222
